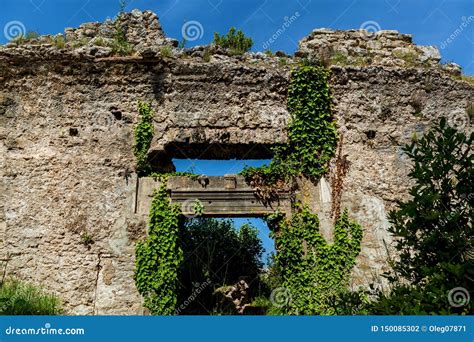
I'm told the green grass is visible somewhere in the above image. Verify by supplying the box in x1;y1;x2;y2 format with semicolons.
353;56;372;67
52;35;66;49
251;296;271;307
111;39;134;56
0;279;62;315
71;38;89;49
203;49;211;62
264;49;274;57
393;50;418;67
93;37;107;47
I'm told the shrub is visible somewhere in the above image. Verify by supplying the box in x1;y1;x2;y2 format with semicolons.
264;49;274;57
203;48;211;62
371;118;473;314
111;2;134;56
0;279;62;315
389;118;472;284
213;27;253;55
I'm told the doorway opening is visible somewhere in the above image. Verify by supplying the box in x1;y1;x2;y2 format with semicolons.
177;216;276;315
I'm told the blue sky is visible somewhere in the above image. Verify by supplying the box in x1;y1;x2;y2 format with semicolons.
1;0;473;73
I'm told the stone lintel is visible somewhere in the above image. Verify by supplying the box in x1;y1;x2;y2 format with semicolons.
137;175;291;218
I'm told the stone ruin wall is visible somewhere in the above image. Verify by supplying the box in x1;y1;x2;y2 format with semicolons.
0;10;472;314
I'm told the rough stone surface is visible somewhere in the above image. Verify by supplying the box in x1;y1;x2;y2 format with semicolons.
297;29;452;72
0;11;473;314
1;10;170;60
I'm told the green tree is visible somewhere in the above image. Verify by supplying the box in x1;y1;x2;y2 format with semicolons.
373;118;473;314
178;218;264;314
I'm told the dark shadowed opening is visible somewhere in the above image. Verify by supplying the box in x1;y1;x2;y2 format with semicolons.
165;142;276;160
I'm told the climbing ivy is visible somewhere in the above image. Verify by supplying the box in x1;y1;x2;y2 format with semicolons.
243;62;361;315
134;179;183;315
134;101;154;176
272;206;362;315
241;63;338;185
133;62;360;316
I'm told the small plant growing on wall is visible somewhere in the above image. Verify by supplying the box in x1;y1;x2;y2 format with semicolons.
111;0;134;56
81;231;94;249
410;92;425;117
213;27;253;55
